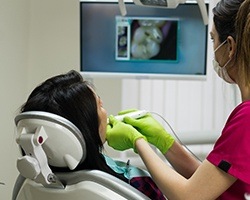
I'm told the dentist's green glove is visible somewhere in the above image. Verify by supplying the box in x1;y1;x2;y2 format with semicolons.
106;115;146;151
122;112;175;154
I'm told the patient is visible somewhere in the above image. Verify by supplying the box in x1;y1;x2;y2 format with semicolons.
19;70;165;200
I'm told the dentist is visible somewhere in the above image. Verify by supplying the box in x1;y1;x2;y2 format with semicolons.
106;0;250;199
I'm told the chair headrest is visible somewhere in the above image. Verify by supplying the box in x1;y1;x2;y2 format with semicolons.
15;111;87;187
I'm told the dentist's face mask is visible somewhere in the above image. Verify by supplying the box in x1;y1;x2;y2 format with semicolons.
213;40;235;84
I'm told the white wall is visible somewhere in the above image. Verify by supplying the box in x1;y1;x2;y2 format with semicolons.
121;0;241;141
27;0;80;91
1;0;122;198
0;0;30;198
26;0;122;114
117;0;241;165
0;0;241;198
0;0;80;198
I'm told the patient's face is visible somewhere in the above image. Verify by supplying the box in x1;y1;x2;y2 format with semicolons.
95;93;107;144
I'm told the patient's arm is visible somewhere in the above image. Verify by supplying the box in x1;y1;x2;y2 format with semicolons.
163;141;201;179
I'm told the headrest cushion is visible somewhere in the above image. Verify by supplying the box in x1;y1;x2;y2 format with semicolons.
15;111;86;170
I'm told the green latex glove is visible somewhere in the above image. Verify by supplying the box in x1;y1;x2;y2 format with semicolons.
122;111;175;154
106;115;146;151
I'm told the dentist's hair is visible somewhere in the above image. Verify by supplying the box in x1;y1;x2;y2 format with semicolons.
20;70;127;181
235;0;250;86
212;0;244;42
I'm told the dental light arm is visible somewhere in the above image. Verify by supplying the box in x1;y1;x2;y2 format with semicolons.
118;0;208;25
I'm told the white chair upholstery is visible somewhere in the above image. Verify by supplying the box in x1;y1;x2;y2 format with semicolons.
12;111;150;200
13;170;150;200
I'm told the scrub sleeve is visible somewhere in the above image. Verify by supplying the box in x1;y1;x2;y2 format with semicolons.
207;100;250;200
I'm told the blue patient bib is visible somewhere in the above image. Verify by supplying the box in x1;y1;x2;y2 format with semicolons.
103;155;150;180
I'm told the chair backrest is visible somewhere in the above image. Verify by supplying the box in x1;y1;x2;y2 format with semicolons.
13;170;150;200
13;111;150;200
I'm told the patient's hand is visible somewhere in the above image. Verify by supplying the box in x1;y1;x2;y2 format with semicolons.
106;115;146;152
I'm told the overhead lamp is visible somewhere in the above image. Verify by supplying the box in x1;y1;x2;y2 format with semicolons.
118;0;208;25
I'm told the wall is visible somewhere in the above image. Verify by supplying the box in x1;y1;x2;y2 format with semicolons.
122;0;241;142
0;0;122;198
26;0;122;115
0;0;241;198
117;0;241;165
27;0;80;91
0;0;79;198
0;0;29;198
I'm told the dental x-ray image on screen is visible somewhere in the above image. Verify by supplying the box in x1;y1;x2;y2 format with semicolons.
80;2;208;79
116;17;178;61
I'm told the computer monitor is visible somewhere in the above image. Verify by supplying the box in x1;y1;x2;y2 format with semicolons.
80;1;208;80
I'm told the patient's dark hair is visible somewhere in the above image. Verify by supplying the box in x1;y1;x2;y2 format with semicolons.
20;70;127;182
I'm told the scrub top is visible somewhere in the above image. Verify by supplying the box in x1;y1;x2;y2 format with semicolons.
207;100;250;200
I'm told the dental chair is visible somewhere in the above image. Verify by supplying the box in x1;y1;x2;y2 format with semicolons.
12;111;150;200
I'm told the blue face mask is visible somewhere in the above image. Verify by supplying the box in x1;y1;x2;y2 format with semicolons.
213;40;235;84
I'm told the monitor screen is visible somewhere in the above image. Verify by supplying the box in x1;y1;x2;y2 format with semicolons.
115;16;179;61
80;1;208;80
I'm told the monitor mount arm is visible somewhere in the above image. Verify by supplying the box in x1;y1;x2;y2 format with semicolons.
118;0;208;25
